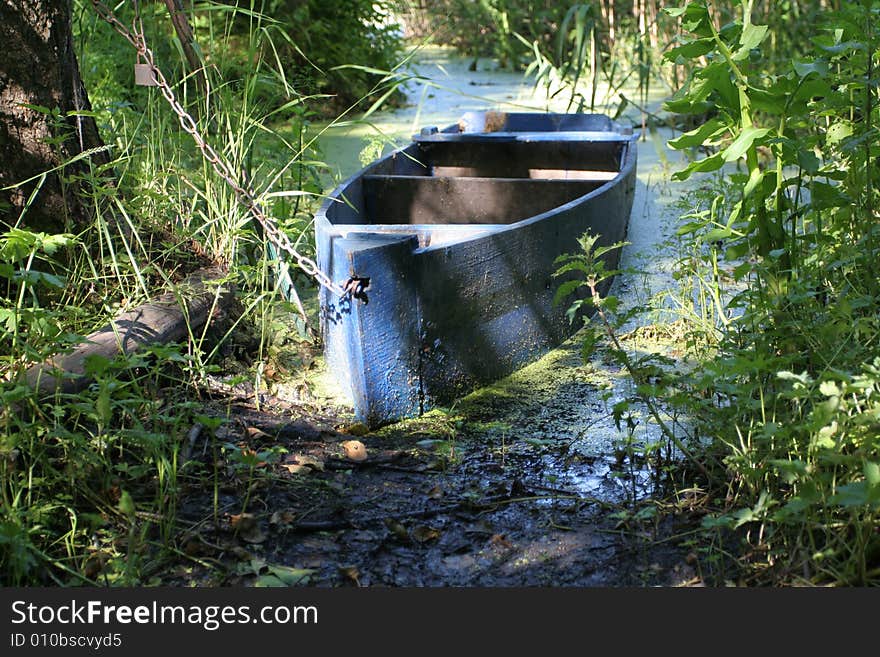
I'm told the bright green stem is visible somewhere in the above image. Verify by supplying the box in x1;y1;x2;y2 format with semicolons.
586;278;718;483
711;0;776;256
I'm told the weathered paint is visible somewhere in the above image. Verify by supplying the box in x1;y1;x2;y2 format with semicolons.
314;112;637;426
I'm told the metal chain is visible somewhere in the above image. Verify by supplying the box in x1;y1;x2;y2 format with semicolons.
91;0;346;298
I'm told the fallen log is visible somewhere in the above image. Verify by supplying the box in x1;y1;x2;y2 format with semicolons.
26;267;234;396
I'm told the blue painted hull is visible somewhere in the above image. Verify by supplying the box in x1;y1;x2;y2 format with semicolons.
315;112;637;426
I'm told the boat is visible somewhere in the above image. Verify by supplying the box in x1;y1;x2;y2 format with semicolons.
314;110;638;426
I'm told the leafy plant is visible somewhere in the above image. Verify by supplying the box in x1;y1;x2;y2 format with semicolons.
654;0;880;585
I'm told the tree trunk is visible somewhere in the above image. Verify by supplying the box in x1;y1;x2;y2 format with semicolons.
0;0;109;234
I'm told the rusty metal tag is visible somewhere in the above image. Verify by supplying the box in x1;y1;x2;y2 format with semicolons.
134;63;158;86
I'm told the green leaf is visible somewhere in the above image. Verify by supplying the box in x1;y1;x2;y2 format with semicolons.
732;507;756;528
580;329;599;361
703;227;734;242
668;118;727;150
826;121;853;145
254;575;287;587
266;564;314;586
696;62;739;111
748;87;788;116
809;181;848;210
565;299;587;324
831;481;871;508
665;37;714;62
552;259;590;277
39;233;75;255
592;241;628;259
701;513;735;529
671;152;725;181
865;462;880;487
83;354;111;377
777;370;813;386
553;279;584;306
664;6;689;17
118;490;135;517
663;96;716;116
96;388;111;425
663;62;738;115
793;59;828;79
797;150;821;174
732;23;768;61
601;295;620;313
743;168;766;197
723;127;771;162
675;2;713;38
768;459;808;484
815;40;866;55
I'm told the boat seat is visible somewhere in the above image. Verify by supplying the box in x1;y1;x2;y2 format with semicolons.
414;138;628;177
361;174;608;225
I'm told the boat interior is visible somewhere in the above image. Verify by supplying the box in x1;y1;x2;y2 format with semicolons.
325;135;632;232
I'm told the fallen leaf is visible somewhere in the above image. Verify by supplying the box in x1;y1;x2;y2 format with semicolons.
266;564;314;586
269;510;296;526
230;513;266;544
465;520;495;536
338;565;361;585
510;478;530;497
229;546;253;561
242;528;267;545
411;525;441;543
83;553;108;579
254;575;287;587
384;518;409;542
246;426;272;440
341;439;368;462
181;534;208;556
282;453;325;474
488;533;512;549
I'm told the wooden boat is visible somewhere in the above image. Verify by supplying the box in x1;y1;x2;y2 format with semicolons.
315;111;637;426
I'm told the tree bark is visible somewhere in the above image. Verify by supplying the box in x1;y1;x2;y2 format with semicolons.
0;0;109;234
163;0;207;96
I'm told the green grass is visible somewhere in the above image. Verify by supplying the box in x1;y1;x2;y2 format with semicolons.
0;0;409;586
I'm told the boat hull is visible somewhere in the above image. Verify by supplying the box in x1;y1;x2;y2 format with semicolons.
314;112;637;426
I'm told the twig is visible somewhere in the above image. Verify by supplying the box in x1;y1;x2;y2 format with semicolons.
293;503;463;531
291;491;608;532
181;423;203;464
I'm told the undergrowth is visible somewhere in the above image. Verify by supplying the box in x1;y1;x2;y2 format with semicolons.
0;1;408;585
558;1;880;586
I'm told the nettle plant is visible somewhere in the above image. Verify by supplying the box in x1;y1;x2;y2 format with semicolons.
664;1;829;265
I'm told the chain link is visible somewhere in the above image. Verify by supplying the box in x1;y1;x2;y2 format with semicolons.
91;0;346;298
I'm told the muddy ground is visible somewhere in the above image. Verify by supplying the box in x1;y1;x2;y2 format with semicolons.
169;315;704;588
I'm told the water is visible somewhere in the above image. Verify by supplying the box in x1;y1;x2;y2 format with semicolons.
312;44;671;183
